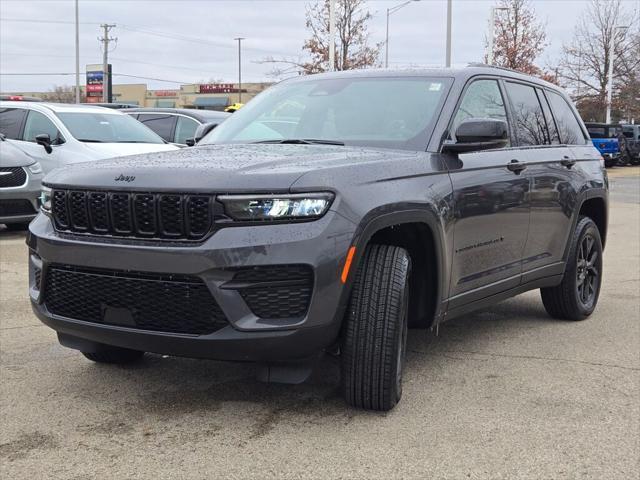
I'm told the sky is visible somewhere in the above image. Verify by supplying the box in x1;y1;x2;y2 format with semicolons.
0;0;638;93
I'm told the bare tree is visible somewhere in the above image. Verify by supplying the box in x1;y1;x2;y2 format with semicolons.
488;0;547;76
261;0;381;77
41;85;82;104
557;0;639;122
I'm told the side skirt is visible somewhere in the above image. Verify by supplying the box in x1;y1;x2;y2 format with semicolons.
444;273;563;321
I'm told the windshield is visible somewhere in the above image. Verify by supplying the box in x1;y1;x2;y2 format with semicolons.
56;112;165;144
200;76;452;151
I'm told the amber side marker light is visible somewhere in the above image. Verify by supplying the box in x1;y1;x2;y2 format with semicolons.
341;246;357;284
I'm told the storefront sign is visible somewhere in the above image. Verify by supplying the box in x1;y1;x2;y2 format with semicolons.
150;90;179;97
199;83;244;94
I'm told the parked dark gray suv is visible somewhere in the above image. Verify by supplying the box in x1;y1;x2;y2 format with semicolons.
28;66;608;411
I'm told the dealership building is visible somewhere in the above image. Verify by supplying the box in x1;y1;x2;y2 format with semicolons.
110;81;271;108
6;81;273;109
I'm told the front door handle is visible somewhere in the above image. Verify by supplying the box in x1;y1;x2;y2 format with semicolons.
561;156;576;168
507;159;527;174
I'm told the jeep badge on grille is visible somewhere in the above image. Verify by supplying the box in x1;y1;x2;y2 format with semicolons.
114;174;135;182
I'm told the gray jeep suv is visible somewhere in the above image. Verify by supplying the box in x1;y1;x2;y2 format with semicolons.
28;67;608;411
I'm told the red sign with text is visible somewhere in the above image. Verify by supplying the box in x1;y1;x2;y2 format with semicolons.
198;83;242;94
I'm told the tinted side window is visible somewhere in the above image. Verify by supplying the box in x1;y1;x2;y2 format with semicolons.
505;82;547;146
452;79;509;146
0;108;27;139
545;91;586;145
136;114;176;142
538;89;560;144
23;111;62;142
174;116;199;144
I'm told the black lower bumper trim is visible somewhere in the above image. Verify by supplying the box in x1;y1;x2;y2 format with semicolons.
32;303;341;362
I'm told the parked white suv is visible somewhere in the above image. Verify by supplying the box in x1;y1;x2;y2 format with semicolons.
0;101;178;174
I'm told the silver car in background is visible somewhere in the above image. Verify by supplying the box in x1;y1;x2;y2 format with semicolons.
0;134;44;229
0;101;179;175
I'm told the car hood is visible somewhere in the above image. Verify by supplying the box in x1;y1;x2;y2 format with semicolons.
43;144;437;192
80;142;178;159
0;139;37;167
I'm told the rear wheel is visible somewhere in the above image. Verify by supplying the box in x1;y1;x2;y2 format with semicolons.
540;216;603;320
341;244;411;411
82;346;145;364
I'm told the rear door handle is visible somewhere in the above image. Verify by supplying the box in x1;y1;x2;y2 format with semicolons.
561;156;576;168
507;159;527;174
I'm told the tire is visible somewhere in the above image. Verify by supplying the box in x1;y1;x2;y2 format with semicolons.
540;216;603;321
82;346;145;364
341;244;411;411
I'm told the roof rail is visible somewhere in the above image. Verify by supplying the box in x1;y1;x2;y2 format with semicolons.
466;63;524;75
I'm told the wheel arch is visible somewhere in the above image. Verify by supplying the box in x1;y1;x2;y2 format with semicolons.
578;195;608;249
337;206;449;330
561;191;608;264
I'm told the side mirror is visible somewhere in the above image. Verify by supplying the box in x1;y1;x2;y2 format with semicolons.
197;122;219;139
35;133;53;154
187;122;218;146
443;118;509;154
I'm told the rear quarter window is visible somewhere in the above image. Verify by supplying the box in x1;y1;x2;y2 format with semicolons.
0;108;27;139
545;91;587;145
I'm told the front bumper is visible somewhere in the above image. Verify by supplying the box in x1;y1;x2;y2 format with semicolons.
0;168;42;224
28;211;356;361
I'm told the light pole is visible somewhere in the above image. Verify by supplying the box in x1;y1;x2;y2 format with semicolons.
445;0;452;67
75;0;80;103
605;25;629;124
329;0;335;71
385;0;420;68
234;37;245;104
487;6;509;65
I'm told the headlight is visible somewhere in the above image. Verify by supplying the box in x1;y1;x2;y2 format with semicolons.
28;162;43;175
40;186;52;213
218;193;333;221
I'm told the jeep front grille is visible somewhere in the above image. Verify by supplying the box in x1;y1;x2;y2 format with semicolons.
43;265;228;335
51;189;214;241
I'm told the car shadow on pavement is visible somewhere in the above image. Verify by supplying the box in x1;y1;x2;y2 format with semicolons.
49;294;559;421
0;227;28;239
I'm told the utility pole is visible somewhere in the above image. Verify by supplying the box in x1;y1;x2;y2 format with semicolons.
234;37;245;103
328;0;335;71
99;24;116;103
606;25;628;124
445;0;452;67
487;6;509;65
74;0;80;103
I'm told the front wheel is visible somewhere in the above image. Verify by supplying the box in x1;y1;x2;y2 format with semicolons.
540;216;603;320
341;244;411;411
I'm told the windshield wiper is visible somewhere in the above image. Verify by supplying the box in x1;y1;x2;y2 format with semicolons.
77;139;105;143
251;138;345;146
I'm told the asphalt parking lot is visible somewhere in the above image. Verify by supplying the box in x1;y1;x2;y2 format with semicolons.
1;167;638;480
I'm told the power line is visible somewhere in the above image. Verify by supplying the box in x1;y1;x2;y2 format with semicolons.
1;52;224;75
1;17;294;57
0;72;195;84
0;17;100;25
